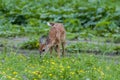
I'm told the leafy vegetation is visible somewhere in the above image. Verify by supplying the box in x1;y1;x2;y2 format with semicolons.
0;0;120;37
20;37;39;49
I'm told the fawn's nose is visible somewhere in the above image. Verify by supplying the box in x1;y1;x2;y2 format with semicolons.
42;49;45;52
39;51;42;54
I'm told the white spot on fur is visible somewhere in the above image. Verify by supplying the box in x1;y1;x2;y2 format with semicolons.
47;22;51;26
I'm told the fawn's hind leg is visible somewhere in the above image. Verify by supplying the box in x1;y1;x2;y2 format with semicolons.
54;45;58;52
56;44;60;57
61;41;65;56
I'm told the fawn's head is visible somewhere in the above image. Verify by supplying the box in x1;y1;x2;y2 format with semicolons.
39;36;50;55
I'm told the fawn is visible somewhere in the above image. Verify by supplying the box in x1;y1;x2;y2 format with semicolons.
39;22;66;57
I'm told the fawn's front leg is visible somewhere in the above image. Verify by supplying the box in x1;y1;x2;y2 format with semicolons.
49;47;53;56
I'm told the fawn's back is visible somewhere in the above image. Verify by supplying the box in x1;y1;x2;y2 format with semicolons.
48;23;66;45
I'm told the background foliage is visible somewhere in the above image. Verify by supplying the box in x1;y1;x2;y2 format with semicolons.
0;0;120;35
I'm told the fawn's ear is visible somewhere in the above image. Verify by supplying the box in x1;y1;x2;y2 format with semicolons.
47;22;55;26
46;37;50;45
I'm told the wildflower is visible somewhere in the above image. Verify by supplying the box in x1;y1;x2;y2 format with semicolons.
67;66;71;69
79;70;85;73
2;71;6;75
25;69;27;72
13;72;18;75
93;67;96;70
70;72;75;75
51;61;55;65
61;68;64;71
32;71;37;75
38;74;41;78
7;76;12;79
49;73;52;76
12;78;16;80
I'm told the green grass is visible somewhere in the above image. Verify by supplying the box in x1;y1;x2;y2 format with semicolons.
67;41;120;54
0;52;119;80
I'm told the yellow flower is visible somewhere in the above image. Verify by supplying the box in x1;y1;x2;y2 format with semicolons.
79;70;85;73
60;65;64;71
12;78;17;80
51;61;55;65
2;71;5;74
38;74;41;78
49;73;52;76
32;71;41;75
32;71;37;75
13;72;18;75
7;76;12;79
70;72;75;75
67;66;71;69
93;67;97;70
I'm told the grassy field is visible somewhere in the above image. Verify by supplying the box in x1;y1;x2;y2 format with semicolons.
0;52;120;80
0;36;120;80
0;0;120;80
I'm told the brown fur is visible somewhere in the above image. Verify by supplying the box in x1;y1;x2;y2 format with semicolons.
39;22;66;57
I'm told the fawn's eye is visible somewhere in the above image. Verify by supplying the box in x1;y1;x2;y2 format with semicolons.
42;49;45;52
